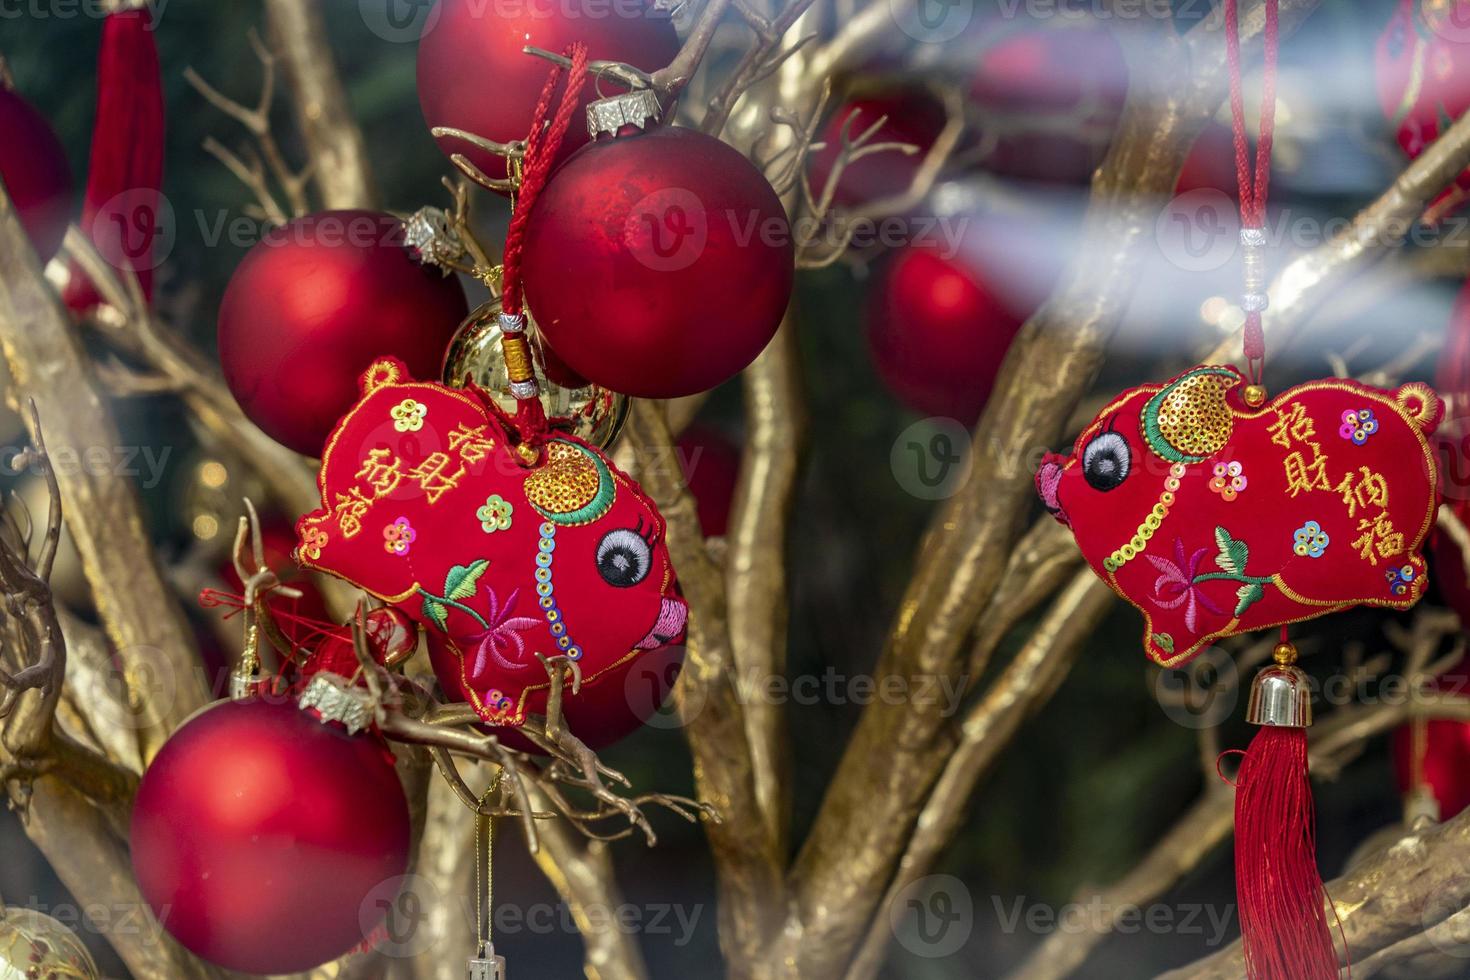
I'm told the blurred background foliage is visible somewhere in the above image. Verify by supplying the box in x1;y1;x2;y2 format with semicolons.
0;0;1460;976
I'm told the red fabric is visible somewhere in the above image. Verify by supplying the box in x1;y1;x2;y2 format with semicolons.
1234;726;1340;980
65;7;165;310
1037;365;1443;666
295;359;687;727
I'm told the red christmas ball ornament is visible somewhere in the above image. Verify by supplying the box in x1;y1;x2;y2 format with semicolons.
523;102;795;398
0;88;74;262
1432;274;1470;621
866;214;1058;423
1376;1;1470;217
968;22;1127;184
130;696;411;975
416;0;680;187
218;210;468;456
677;423;741;537
1174;121;1237;197
807;91;948;207
1393;657;1470;819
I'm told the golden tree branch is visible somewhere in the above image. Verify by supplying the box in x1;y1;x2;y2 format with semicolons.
527;784;652;980
263;0;377;209
0;195;209;759
847;570;1115;980
623;398;785;969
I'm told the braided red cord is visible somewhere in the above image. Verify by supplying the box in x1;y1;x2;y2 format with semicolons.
1225;0;1279;379
501;42;590;318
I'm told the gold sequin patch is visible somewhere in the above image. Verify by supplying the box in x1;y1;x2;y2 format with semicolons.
525;442;603;518
1156;373;1234;459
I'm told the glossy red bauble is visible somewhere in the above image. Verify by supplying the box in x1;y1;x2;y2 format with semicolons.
217;210;468;456
0;88;74;261
677;424;741;538
523;126;795;398
426;632;684;752
866;219;1057;423
808;91;948;207
130;697;411;975
968;22;1127;184
416;0;680;187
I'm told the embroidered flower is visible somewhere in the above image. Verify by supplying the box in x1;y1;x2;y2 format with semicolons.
477;494;514;533
300;525;328;560
1386;563;1417;597
1338;408;1379;445
383;516;416;556
1292;520;1330;558
391;398;427;433
1145;538;1226;633
1208;461;1248;502
466;586;542;676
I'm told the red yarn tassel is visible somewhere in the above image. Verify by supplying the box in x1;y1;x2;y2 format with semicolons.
65;4;165;312
1234;725;1340;980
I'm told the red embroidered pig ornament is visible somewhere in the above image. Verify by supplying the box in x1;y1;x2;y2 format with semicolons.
296;359;687;731
1036;365;1442;666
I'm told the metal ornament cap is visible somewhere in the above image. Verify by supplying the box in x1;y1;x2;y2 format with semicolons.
586;89;662;139
297;673;373;735
1245;663;1312;728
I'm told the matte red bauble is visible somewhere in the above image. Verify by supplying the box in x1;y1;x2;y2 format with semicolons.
0;88;74;261
416;0;680;186
677;424;742;537
1393;658;1470;819
1375;0;1470;216
968;22;1127;184
523;124;795;398
1174;121;1238;197
130;697;411;975
867;220;1056;422
807;92;948;207
217;210;468;456
426;631;684;752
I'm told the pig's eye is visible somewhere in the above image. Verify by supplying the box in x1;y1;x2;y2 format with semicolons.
596;528;651;587
1082;431;1130;491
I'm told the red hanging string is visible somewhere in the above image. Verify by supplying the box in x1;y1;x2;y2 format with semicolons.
501;43;590;320
1224;0;1280;383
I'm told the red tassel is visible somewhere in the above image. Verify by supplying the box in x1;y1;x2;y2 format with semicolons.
1234;725;1340;980
65;5;165;312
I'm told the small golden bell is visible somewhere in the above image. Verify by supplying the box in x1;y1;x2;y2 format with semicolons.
1243;384;1267;408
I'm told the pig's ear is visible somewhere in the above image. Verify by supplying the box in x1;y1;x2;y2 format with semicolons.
1141;366;1241;463
1393;382;1444;435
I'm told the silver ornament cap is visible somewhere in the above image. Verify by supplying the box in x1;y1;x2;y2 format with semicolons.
1245;663;1312;728
586;89;662;139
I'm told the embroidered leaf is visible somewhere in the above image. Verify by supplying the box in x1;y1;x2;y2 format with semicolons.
1153;633;1175;654
421;593;448;630
1234;582;1265;617
1214;526;1249;577
444;559;490;602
